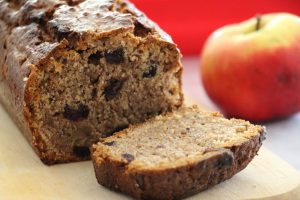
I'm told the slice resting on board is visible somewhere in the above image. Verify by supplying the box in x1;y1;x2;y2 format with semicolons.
92;106;266;199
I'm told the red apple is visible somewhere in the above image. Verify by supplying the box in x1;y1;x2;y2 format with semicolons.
201;13;300;121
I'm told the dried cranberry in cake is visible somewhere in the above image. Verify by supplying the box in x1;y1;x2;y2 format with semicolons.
63;103;90;121
143;61;157;78
216;153;234;168
103;78;124;101
121;153;135;162
88;51;102;65
73;146;90;158
104;48;124;64
103;141;116;146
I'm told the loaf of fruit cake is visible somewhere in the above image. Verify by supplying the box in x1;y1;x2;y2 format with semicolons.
92;106;266;200
0;0;183;164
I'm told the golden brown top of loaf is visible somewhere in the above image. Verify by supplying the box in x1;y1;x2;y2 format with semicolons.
0;0;175;76
0;0;180;93
0;0;172;43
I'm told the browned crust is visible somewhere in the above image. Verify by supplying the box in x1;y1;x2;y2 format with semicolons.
0;0;183;164
92;128;266;200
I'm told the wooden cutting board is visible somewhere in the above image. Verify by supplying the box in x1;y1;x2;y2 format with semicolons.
0;98;300;200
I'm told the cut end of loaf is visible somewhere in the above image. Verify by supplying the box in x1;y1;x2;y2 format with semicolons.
26;31;182;164
91;106;266;199
16;0;183;164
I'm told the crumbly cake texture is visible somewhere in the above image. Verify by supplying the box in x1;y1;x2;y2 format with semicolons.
92;106;266;200
0;0;183;164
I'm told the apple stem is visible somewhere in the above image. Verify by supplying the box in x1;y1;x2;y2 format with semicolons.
256;14;262;31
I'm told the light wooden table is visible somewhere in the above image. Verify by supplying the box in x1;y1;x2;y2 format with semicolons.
1;98;300;199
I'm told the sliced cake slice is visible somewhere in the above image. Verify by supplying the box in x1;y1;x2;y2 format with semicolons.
91;105;266;200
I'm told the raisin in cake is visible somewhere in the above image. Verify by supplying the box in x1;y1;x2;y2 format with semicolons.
0;0;183;164
92;106;266;200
